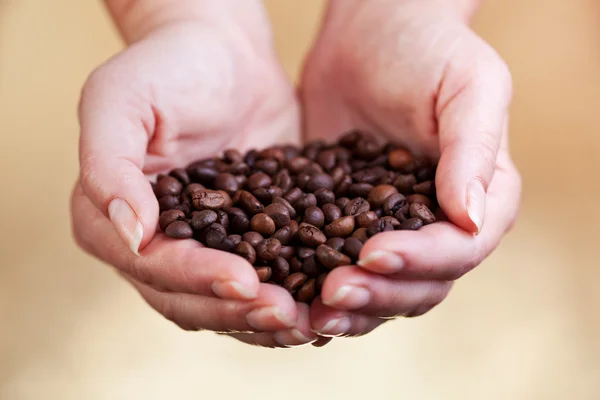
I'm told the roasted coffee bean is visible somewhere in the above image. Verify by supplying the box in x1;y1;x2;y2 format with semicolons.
296;278;317;303
326;237;345;252
228;234;242;247
350;159;368;171
335;197;350;209
223;149;243;164
298;224;327;247
303;206;325;228
317;150;337;171
237;190;264;215
206;223;227;236
368;154;389;168
388;147;414;170
356;211;378;228
306;173;335;192
289;257;303;273
273;226;293;245
316;273;328;292
235;241;257;264
314;188;335;206
271;257;291;283
254;159;279;176
255;238;281;261
192;189;229;211
287;157;311;174
244;149;258;167
205;230;227;249
374;208;385;218
214;173;238;195
282;145;300;161
344;197;371;217
158;195;180;212
343;237;363;260
259;147;286;163
354;138;381;160
348;183;374;198
294;193;317;214
279;245;295;260
187;166;218;185
288;220;300;240
272;196;297;219
381;216;401;228
303;141;324;160
394;204;411;222
247;172;272;191
190;210;218;231
159;209;186;231
334;175;352;197
367;219;395;237
324;216;355;238
382;192;407;216
185;183;205;195
316;245;352;269
368;184;398;208
165;220;193;239
338;130;363;148
242;231;263;247
415;166;435;182
169;168;190;185
283;187;304;204
228;162;250;175
297;247;316;260
379;170;397;185
413;180;435;196
409;203;436;224
155;176;183;198
302;255;320;277
283;272;308;293
352;167;387;184
407;194;432;208
172;202;191;215
250;213;276;236
400;217;424;230
256;266;272;283
352;227;369;242
322;203;343;224
273;170;293;192
331;167;346;186
227;207;250;233
393;174;417;193
295;173;311;190
215;210;229;230
264;203;291;228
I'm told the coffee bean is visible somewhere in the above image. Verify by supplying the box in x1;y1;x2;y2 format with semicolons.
413;180;435;196
316;245;352;269
297;247;316;260
335;197;350;209
334;175;352;197
324;216;355;237
273;170;293;192
317;150;337;171
235;241;257;264
294;193;317;214
388;147;414;170
228;234;242;247
273;225;293;245
306;173;335;192
415;165;435;182
187;166;218;185
254;159;279;176
158;195;180;212
381;216;401;228
338;130;363;148
303;206;325;228
382;192;407;216
264;203;291;228
368;184;398;208
314;188;335;206
172;202;191;215
331;167;346;186
165;220;193;239
367;219;394;237
326;237;345;252
205;230;227;249
296;278;317;303
155;176;183;198
247;172;272;191
303;141;324;160
185;183;205;196
352;227;369;242
288;220;299;240
255;266;272;283
227;207;250;233
237;190;264;215
407;194;432;208
169;168;190;185
192;189;228;211
282;145;300;161
322;203;343;224
159;209;186;231
271;257;290;283
298;224;327;247
279;245;295;260
302;255;320;277
190;210;218;231
344;197;371;217
393;174;417;193
379;170;397;185
354;138;381;160
259;147;286;163
296;173;311;190
223;149;243;164
242;231;263;247
351;159;368;171
394;204;410;222
283;272;309;293
374;208;384;218
409;203;436;224
348;183;374;198
368;154;388;168
250;213;276;236
289;257;303;273
214;173;238;195
215;210;229;230
255;238;281;261
272;197;297;219
244;149;258;167
283;187;303;204
356;211;378;228
287;157;311;174
227;162;250;176
352;167;387;184
316;273;328;292
343;237;363;260
400;217;424;230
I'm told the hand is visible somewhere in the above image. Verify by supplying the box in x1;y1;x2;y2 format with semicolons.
71;0;318;347
301;0;521;336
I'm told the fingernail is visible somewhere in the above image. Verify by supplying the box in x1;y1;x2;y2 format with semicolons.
357;250;405;273
246;306;295;331
314;317;351;336
273;329;316;346
466;179;486;234
212;280;257;300
323;285;371;309
108;198;143;255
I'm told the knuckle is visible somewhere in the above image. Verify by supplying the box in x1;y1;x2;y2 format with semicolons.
127;257;155;287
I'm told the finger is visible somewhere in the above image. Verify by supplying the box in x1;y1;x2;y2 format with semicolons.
128;277;298;332
310;297;385;337
358;153;521;280
435;42;513;234
311;336;333;347
72;184;260;300
319;267;452;317
78;65;158;254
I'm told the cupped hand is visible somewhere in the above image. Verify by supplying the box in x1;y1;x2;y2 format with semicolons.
71;11;317;347
301;0;521;336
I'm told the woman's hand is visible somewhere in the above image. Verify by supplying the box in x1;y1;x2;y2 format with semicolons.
301;0;521;336
71;0;317;347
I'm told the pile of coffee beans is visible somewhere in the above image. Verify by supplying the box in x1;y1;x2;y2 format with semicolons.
152;131;438;304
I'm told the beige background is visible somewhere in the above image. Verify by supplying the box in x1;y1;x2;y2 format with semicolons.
1;0;599;399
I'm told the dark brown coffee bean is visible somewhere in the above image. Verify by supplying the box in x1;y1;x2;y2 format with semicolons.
192;189;228;211
283;272;308;293
242;231;263;247
335;197;350;209
356;211;378;228
296;278;317;303
379;170;397;185
237;190;264;215
322;204;343;224
187;166;218;185
227;162;251;176
343;237;363;260
368;154;388;168
350;159;368;171
326;237;345;252
338;130;363;148
354;138;381;160
352;227;369;243
273;226;293;245
294;193;317;214
271;257;290;283
190;210;218;231
374;208;384;218
255;238;281;261
185;183;205;196
394;204;411;222
228;234;242;247
344;197;371;217
314;188;335;206
400;217;424;230
254;159;279;176
205;230;227;250
215;210;229;230
409;203;436;224
244;149;258;167
283;187;303;204
367;219;395;237
169;168;190;185
382;192;407;216
172;202;191;215
352;167;387;184
288;220;299;240
348;183;374;198
316;273;328;292
158;195;180;212
334;175;352;197
282;145;300;161
302;255;320;277
255;266;272;283
214;173;238;195
303;141;324;160
388;147;414;170
287;156;312;174
368;184;398;208
165;220;193;239
303;206;325;228
205;223;227;237
316;150;337;171
159;210;186;231
227;207;250;233
259;147;286;163
407;194;432;208
296;173;311;190
316;245;352;269
297;247;316;260
393;174;417;193
289;257;303;273
273;170;293;192
272;197;297;219
324;216;355;238
223;149;243;164
155;176;183;198
298;224;327;247
235;241;256;264
247;172;272;191
415;165;435;182
413;180;435;196
250;213;276;236
307;174;334;192
279;245;295;260
264;203;291;229
381;216;401;228
331;167;346;186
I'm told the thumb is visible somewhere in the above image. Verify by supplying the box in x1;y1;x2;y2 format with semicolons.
435;51;512;234
78;68;158;254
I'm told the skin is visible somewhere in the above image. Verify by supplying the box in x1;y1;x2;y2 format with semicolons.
71;0;521;347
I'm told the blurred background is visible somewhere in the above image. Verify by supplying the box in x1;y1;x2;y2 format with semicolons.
1;0;599;399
